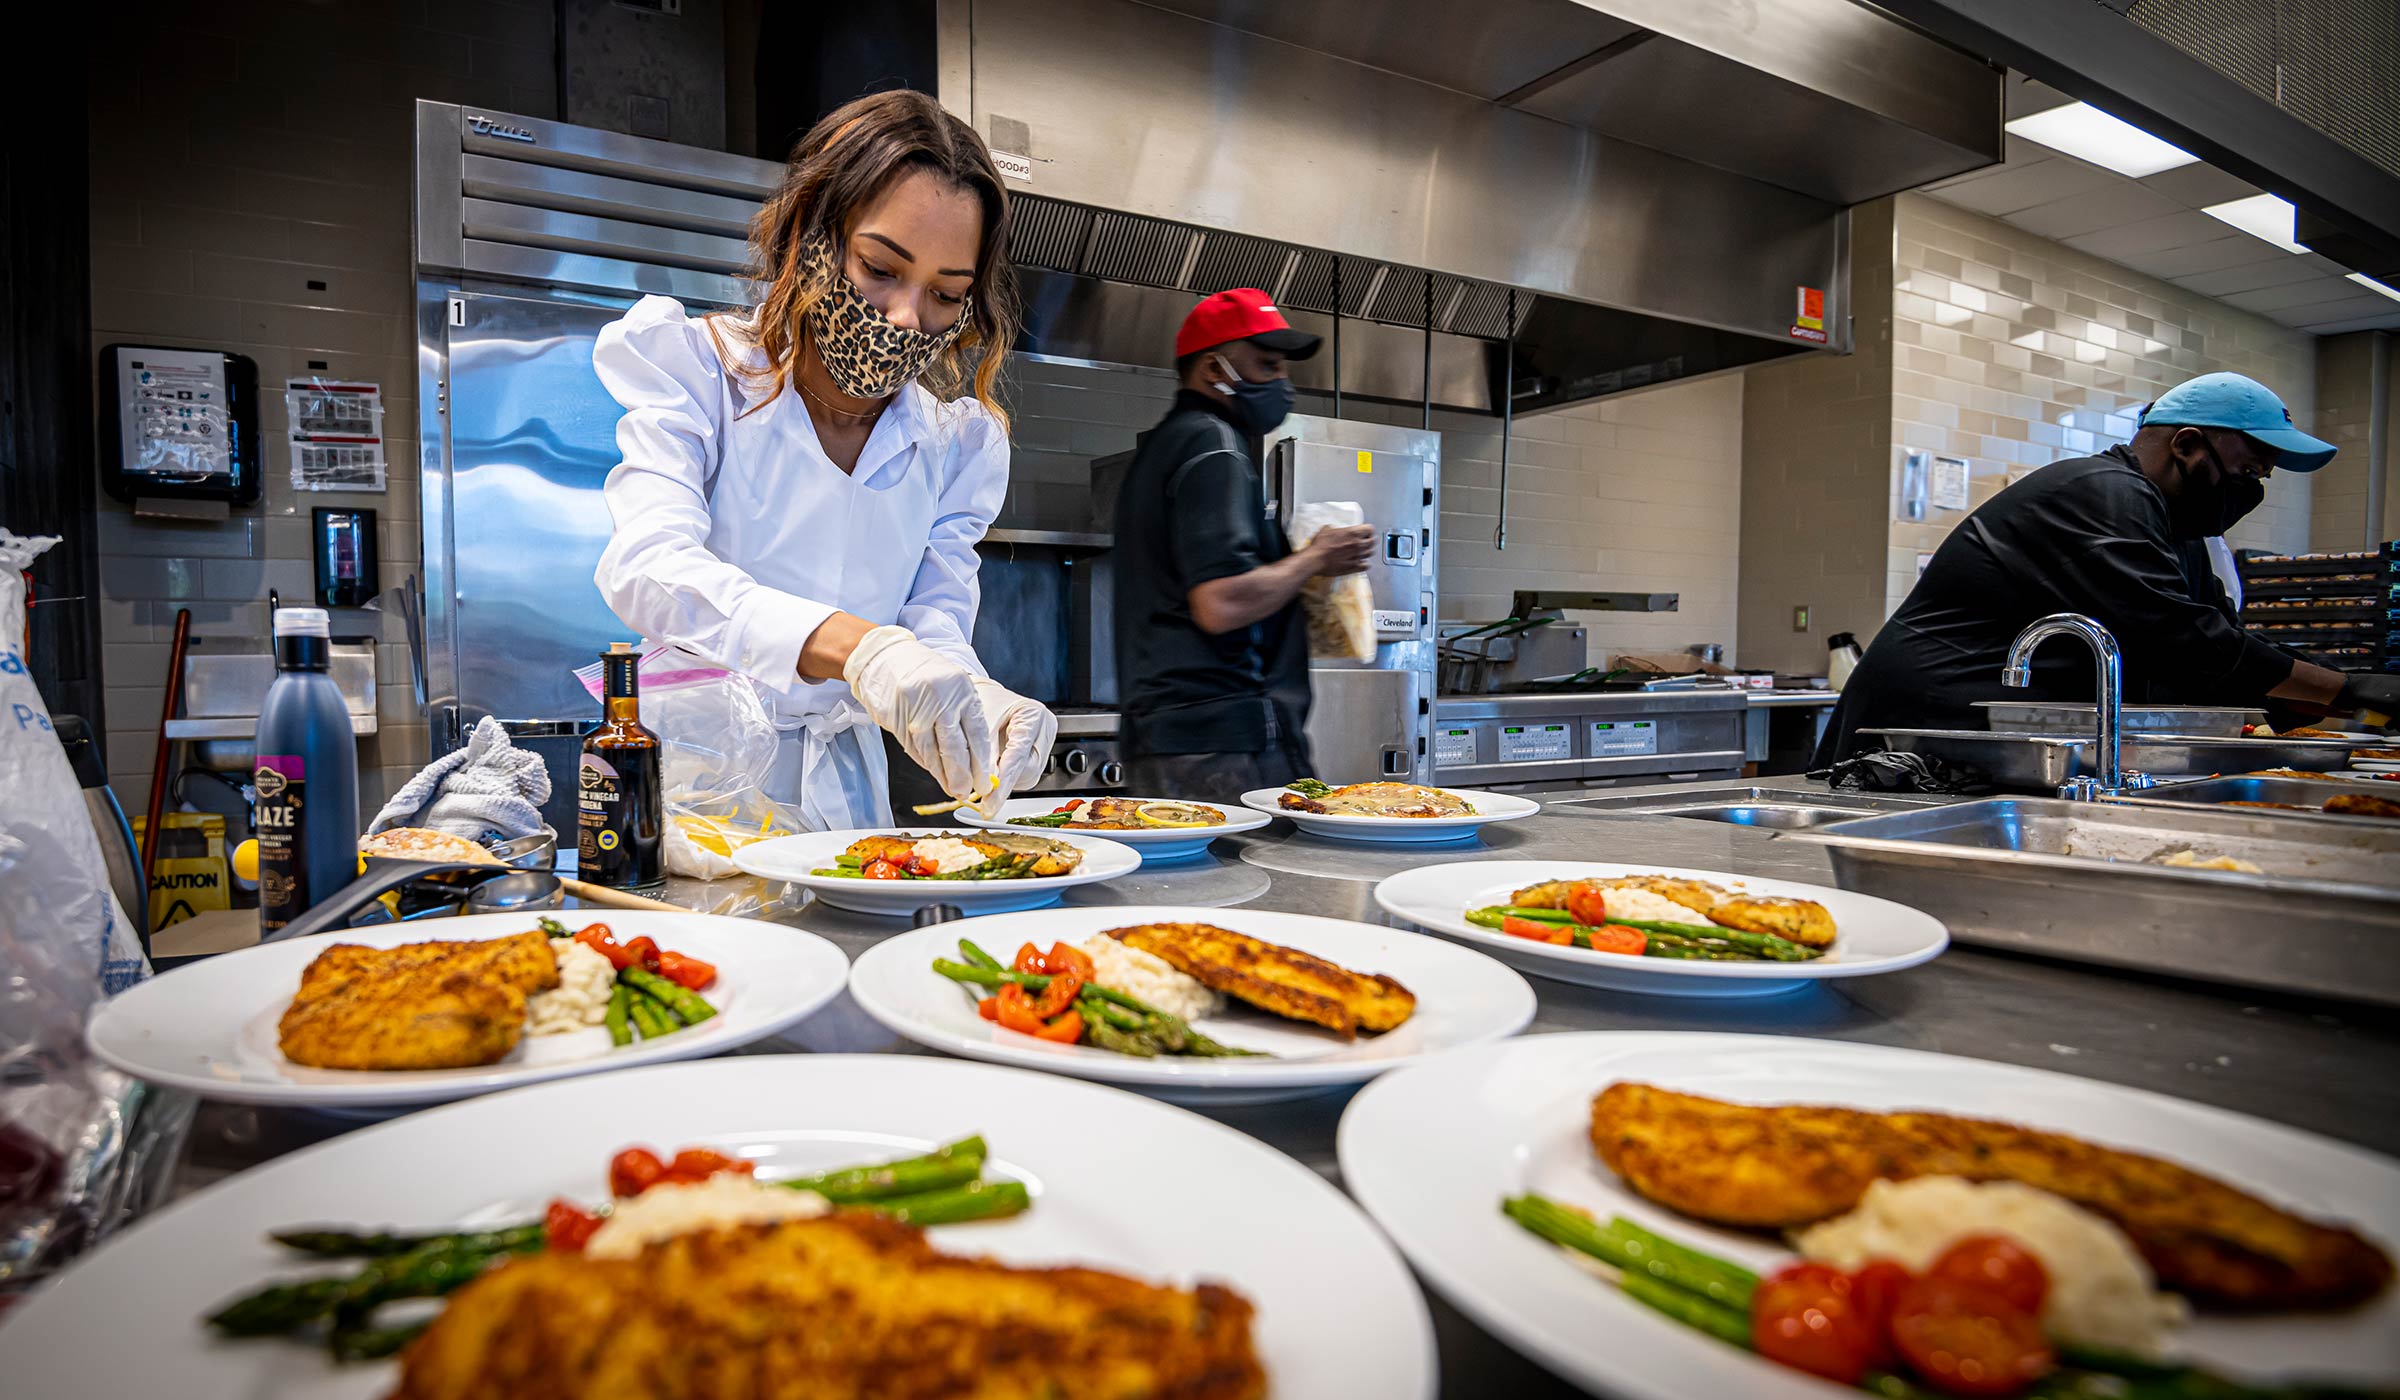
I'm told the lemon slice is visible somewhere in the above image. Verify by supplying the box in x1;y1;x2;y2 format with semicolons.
1136;801;1218;829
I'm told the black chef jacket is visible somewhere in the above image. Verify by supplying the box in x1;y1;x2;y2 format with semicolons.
1815;447;2293;764
1113;390;1313;760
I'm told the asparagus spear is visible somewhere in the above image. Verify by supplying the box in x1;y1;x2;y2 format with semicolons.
1503;1195;1755;1309
1620;1269;1753;1347
209;1235;535;1337
207;1277;354;1336
871;1177;1031;1227
780;1137;990;1203
956;938;1004;970
603;982;634;1047
620;966;716;1025
625;992;675;1040
269;1223;545;1258
329;1317;430;1363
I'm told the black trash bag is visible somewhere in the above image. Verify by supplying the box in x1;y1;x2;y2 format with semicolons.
1810;750;1994;796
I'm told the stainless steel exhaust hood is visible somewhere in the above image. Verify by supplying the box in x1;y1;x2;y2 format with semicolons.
935;0;2001;409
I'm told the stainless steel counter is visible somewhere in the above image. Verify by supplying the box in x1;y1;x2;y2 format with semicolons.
163;788;2400;1399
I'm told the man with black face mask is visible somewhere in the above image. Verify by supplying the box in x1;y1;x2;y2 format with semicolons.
1817;372;2395;764
1113;289;1376;800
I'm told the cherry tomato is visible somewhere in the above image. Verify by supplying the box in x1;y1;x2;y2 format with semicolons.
1564;881;1611;928
861;858;905;879
1011;942;1047;974
1889;1277;2053;1398
655;949;717;991
1026;970;1083;1019
1847;1259;1914;1368
543;1198;603;1252
1928;1236;2049;1317
1751;1263;1877;1386
576;925;635;969
620;936;661;974
1043;942;1095;981
991;983;1050;1036
1501;915;1573;945
608;1146;666;1198
1585;924;1648;956
1054;799;1085;814
667;1147;753;1179
1032;1008;1084;1043
977;996;1001;1021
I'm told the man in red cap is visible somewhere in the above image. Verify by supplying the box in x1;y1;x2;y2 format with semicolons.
1111;289;1376;800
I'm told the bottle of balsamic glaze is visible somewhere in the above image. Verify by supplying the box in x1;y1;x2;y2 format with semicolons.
578;642;663;889
255;607;360;931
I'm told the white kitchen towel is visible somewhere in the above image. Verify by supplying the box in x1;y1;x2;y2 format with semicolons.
368;715;553;843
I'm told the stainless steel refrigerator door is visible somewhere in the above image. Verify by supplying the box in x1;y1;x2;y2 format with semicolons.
1304;667;1419;784
435;291;633;727
1270;437;1431;654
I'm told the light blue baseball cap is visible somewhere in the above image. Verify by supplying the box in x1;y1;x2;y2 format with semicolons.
2138;372;2337;472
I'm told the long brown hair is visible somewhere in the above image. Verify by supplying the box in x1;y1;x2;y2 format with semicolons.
715;90;1018;426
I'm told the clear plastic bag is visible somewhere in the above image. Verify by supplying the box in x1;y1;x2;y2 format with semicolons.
573;648;797;879
0;530;190;1289
1286;500;1377;661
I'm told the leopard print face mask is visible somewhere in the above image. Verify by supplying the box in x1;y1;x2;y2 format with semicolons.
798;232;971;400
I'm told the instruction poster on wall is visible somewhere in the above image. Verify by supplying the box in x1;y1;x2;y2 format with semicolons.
286;378;386;492
1931;455;1971;512
120;347;234;479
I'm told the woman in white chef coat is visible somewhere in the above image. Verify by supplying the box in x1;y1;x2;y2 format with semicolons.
591;89;1054;831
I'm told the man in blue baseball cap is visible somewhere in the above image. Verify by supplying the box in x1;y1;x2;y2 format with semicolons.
1818;371;2395;764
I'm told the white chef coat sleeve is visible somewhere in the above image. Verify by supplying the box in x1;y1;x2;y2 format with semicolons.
894;400;1008;677
591;296;835;692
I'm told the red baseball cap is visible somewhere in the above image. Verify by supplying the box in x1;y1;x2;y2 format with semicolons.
1174;288;1323;360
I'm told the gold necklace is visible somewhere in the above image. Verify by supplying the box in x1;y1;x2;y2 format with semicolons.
795;374;888;426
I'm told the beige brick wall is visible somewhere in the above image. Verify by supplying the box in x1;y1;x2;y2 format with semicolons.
2310;332;2398;549
89;1;556;816
1737;199;1897;678
1888;194;2319;614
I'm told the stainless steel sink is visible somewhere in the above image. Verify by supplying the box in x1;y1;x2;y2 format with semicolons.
1550;785;1946;829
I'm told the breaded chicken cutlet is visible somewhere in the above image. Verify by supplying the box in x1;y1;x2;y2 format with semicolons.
278;930;557;1071
1107;922;1415;1038
391;1212;1265;1400
1511;876;1838;948
1278;782;1471;818
1590;1082;2393;1311
840;832;1084;877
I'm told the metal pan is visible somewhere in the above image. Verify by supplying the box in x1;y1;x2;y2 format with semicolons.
2104;774;2400;831
1788;798;2400;1006
1859;728;2369;791
1973;701;2261;738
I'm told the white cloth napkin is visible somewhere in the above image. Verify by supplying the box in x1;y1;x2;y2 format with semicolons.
368;715;554;844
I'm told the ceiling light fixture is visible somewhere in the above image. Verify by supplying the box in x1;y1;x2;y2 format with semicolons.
2348;272;2400;303
2202;193;2309;254
2004;102;2198;177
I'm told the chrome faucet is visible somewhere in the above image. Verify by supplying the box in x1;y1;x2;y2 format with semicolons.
2002;612;2152;800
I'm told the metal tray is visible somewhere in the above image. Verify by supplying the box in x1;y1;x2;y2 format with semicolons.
1860;728;2365;791
1789;798;2400;1006
1974;701;2260;738
2105;774;2400;830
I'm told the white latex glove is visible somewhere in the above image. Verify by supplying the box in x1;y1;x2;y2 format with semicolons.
971;679;1058;817
842;625;996;805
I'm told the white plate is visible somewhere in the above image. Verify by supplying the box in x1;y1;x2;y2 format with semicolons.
1373;860;1948;996
955;796;1271;862
732;827;1142;915
0;1055;1435;1400
2336;764;2400;777
1340;1032;2400;1400
847;905;1537;1104
1240;784;1542;844
85;911;848;1109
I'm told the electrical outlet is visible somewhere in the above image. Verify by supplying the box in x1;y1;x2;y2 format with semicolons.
1793;606;1810;632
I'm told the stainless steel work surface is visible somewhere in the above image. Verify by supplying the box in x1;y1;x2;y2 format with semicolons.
160;794;2400;1400
1797;798;2400;1008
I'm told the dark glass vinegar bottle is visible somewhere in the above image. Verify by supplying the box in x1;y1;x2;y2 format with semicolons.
255;607;360;930
577;643;664;889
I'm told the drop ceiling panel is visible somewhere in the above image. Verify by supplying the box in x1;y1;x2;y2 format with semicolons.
2005;183;2188;240
1930;157;2123;217
2108;235;2292;280
2175;256;2338;298
2135;161;2256;209
2056;210;2229;261
2221;279;2385;315
2298;305;2400;334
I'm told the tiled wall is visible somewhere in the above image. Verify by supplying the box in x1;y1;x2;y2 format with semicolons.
1736;199;1898;678
88;1;557;817
1887;193;2320;612
1001;359;1747;669
2310;332;2399;549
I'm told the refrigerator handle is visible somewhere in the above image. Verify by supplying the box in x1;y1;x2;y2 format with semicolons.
1380;745;1409;777
1267;437;1295;525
